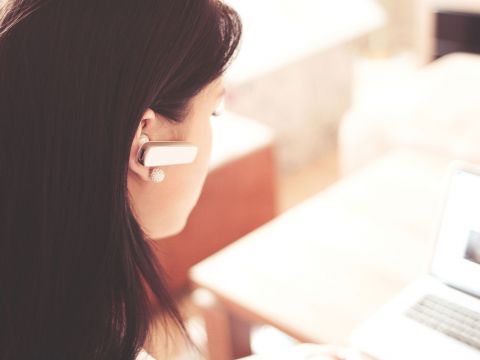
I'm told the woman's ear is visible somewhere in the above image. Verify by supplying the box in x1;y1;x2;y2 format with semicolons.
128;108;157;181
128;107;183;181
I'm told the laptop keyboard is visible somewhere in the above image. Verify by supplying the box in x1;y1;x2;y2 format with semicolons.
405;294;480;351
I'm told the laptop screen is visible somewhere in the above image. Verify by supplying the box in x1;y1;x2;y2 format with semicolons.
465;230;480;265
431;166;480;298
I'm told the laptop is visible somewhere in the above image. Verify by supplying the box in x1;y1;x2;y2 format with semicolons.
349;160;480;360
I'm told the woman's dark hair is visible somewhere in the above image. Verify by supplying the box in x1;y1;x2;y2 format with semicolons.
0;0;241;359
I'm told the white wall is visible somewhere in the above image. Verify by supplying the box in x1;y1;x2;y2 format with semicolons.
361;0;418;56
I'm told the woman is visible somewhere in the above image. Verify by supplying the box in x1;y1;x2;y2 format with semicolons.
0;0;240;358
0;0;357;359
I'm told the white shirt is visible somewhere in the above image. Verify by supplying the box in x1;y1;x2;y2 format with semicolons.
136;348;156;360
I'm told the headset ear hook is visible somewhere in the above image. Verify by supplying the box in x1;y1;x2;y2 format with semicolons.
136;133;149;166
139;133;150;147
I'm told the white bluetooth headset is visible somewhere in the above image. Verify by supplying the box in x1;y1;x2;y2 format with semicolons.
136;133;198;183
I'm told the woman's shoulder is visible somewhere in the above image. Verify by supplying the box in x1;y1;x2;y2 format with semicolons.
136;348;156;360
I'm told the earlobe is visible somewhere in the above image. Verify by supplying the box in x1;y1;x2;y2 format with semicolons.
149;168;166;183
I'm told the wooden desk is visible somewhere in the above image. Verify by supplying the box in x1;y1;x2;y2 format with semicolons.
190;150;453;359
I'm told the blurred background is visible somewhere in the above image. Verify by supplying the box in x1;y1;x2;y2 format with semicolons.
149;0;480;359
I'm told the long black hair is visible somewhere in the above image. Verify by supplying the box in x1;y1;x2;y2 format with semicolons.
0;0;241;359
